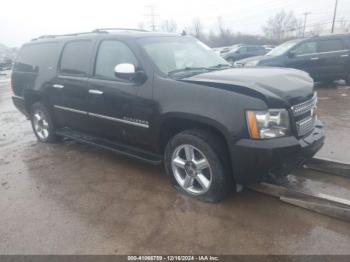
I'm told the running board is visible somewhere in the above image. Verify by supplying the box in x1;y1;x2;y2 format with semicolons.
305;157;350;178
248;177;350;222
55;128;163;165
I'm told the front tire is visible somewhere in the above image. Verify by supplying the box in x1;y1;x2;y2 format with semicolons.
30;102;59;143
164;129;235;202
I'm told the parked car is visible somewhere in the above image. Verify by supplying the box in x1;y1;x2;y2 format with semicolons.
212;47;224;55
218;44;242;55
262;45;276;51
235;34;350;84
222;45;268;64
0;58;13;71
11;29;324;202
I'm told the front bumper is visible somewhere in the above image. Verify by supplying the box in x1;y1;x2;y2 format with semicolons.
230;120;325;185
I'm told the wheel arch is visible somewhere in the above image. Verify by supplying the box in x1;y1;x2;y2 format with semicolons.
23;90;50;114
158;114;233;178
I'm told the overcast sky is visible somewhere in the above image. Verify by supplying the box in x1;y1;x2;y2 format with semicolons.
1;0;349;47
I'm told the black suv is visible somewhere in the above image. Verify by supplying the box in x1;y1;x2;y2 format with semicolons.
235;34;350;84
222;45;268;65
12;29;325;202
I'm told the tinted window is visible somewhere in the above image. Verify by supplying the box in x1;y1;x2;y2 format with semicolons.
60;40;92;75
247;47;260;52
14;42;59;73
294;41;317;55
237;47;247;53
95;40;138;79
318;39;346;53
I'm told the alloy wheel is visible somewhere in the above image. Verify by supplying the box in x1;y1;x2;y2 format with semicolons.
171;144;212;195
32;110;50;140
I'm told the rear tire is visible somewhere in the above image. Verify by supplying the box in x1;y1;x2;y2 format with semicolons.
30;102;59;143
164;129;235;202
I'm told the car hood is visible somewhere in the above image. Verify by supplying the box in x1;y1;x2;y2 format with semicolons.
182;67;314;107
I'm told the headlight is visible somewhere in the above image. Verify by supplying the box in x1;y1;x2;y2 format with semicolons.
246;109;290;139
245;60;259;67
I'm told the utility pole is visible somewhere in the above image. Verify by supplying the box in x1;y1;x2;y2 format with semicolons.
302;12;311;38
331;0;338;33
145;5;158;31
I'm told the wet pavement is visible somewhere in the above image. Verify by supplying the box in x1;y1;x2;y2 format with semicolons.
0;72;350;254
315;82;350;163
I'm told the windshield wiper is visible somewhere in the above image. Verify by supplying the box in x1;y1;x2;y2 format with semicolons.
168;67;209;75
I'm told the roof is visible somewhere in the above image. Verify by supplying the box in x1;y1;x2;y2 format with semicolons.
30;28;179;42
287;33;350;44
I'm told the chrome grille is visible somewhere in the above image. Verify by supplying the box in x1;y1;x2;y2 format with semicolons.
291;93;317;117
291;93;318;136
296;116;317;137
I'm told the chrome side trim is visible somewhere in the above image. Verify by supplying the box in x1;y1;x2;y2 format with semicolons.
54;105;87;115
53;84;64;89
89;112;149;128
296;49;349;57
12;95;24;100
88;89;103;95
53;105;149;128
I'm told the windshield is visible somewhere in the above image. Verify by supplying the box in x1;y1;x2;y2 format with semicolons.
266;40;300;56
139;36;229;76
227;46;241;53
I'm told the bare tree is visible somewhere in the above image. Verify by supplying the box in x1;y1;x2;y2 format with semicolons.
189;18;206;41
338;18;350;33
263;10;302;41
309;23;324;36
160;19;178;33
214;17;235;46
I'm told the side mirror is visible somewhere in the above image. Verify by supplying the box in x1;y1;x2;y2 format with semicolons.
114;63;136;80
114;63;147;83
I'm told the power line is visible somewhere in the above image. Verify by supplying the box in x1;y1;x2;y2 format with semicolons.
144;5;159;31
303;12;311;37
285;19;349;33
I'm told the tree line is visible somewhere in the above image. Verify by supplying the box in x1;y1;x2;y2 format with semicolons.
140;10;350;48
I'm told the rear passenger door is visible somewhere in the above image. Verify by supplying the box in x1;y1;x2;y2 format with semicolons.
51;39;94;132
316;38;349;79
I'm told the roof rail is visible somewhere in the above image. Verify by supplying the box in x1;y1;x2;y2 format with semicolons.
31;28;149;41
32;31;94;41
92;28;149;33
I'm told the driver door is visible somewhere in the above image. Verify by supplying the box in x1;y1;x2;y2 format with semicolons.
87;40;143;144
285;40;320;78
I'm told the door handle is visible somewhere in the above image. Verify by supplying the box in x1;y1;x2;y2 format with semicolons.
310;57;319;61
340;54;349;57
53;84;64;89
89;89;104;95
